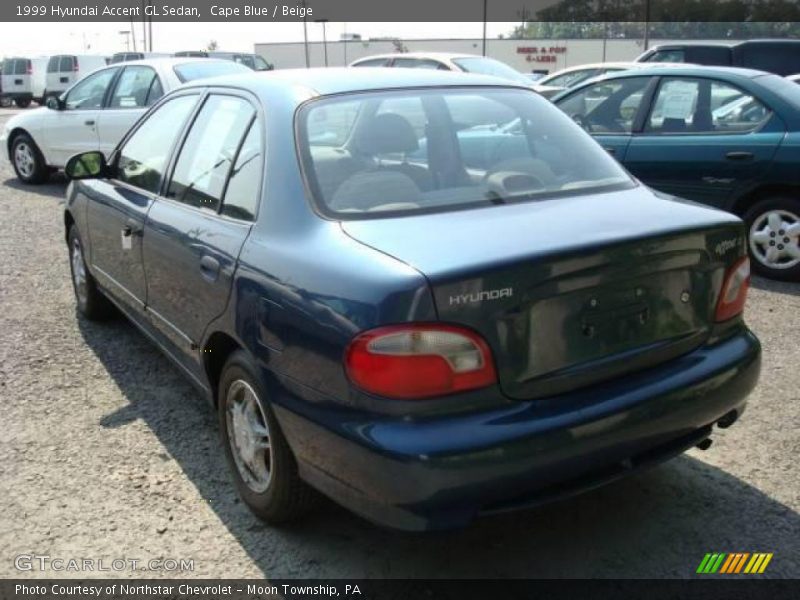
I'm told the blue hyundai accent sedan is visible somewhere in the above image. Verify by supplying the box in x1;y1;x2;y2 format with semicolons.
63;68;760;531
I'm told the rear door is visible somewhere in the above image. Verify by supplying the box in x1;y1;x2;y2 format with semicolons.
142;92;261;353
623;76;784;208
96;65;163;156
42;66;119;165
4;59;31;95
555;76;655;162
86;93;200;311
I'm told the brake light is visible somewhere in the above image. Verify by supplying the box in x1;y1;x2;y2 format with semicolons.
73;59;79;72
345;324;497;399
715;257;750;322
26;62;31;75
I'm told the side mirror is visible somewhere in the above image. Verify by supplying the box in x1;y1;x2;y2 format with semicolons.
65;151;108;180
46;95;64;110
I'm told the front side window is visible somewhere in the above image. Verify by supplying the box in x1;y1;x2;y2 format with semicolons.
166;95;255;212
299;88;633;217
116;94;199;193
646;77;770;134
557;76;650;134
64;68;118;110
109;66;159;109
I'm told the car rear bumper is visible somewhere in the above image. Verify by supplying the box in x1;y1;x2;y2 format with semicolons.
274;327;761;531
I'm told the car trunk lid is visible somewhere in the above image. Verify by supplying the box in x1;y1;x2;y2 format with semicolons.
341;187;745;400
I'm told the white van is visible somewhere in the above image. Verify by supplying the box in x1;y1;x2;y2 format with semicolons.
0;57;47;107
44;55;107;101
109;51;170;64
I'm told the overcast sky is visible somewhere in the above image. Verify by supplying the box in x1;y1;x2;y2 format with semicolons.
1;22;518;56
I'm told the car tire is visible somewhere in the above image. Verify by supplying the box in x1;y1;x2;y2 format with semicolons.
14;98;31;108
67;225;115;320
11;133;48;184
743;196;800;282
218;350;318;524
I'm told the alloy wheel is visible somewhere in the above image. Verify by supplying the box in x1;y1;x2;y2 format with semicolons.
749;209;800;270
71;237;88;305
226;379;273;494
14;141;35;178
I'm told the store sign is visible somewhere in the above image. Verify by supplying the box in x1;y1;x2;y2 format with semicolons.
516;46;567;63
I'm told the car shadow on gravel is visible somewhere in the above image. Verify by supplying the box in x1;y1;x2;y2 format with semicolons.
78;315;800;579
751;275;800;297
3;174;68;201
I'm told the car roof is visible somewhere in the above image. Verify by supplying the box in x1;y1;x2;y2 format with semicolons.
585;64;769;80
352;52;477;62
188;67;528;97
109;57;234;68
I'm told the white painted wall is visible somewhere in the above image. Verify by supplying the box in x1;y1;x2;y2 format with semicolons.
255;37;694;73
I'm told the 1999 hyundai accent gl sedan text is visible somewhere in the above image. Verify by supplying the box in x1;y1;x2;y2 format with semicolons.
62;68;761;531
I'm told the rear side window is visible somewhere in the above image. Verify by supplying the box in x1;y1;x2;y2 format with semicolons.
109;66;159;108
392;58;446;70
647;49;685;63
117;95;199;193
166;95;255;212
221;122;263;220
353;58;389;67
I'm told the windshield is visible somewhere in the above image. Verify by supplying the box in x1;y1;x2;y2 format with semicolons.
298;88;633;218
173;61;250;82
452;57;531;85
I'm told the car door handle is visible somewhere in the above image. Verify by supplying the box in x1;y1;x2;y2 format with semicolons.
122;220;141;237
199;255;220;282
84;119;95;126
725;151;754;161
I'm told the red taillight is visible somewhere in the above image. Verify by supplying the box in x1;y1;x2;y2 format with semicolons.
26;62;32;75
344;324;497;399
715;257;750;322
73;59;79;72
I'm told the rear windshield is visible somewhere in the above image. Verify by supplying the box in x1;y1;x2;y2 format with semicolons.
173;61;250;82
298;88;633;218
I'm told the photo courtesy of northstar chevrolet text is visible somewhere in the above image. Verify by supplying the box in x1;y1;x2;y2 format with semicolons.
0;0;797;596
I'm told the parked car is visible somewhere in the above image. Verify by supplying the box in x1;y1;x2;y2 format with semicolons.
1;58;250;184
636;40;800;76
350;52;534;87
0;57;47;107
0;65;11;107
174;51;273;71
552;65;800;280
62;67;759;530
109;51;171;64
532;61;685;98
44;54;108;103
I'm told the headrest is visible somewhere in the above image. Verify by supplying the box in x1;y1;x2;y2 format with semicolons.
331;171;421;211
355;112;419;155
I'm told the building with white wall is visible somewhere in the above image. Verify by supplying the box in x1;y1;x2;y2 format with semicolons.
254;37;699;73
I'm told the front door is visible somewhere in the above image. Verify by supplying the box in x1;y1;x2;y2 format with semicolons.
555;75;655;163
623;76;784;207
86;93;200;311
43;67;119;165
143;93;261;354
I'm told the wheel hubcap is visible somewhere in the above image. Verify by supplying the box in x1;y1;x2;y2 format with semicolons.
14;142;35;178
71;238;88;304
226;380;272;493
749;209;800;270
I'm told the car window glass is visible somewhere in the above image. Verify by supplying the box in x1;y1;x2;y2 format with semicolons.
646;77;770;134
59;56;74;72
47;56;59;73
393;58;443;69
253;56;270;70
353;58;388;67
648;49;685;63
146;76;164;106
64;68;118;110
301;88;632;218
117;94;198;193
109;66;158;108
167;95;255;212
235;55;256;69
306;99;360;147
221;121;262;220
545;69;599;88
14;60;28;75
557;77;650;134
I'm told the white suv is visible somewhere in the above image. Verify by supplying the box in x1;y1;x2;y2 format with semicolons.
2;58;249;183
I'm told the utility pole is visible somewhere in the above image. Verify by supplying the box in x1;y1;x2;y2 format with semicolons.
148;2;153;51
302;0;310;67
316;19;329;66
130;16;137;51
482;0;488;56
141;0;147;53
643;0;651;51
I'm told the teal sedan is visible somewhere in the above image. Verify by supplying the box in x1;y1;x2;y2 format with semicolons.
553;66;800;281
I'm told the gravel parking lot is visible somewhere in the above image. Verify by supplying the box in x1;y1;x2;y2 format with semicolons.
0;108;798;579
